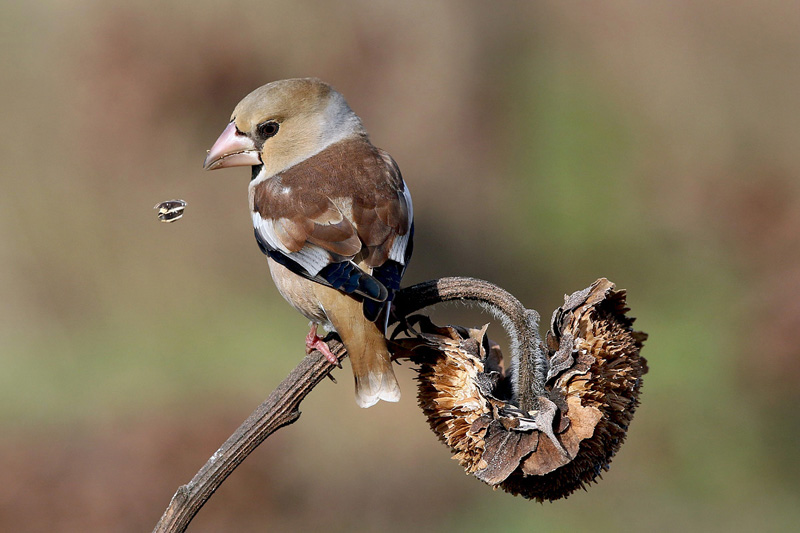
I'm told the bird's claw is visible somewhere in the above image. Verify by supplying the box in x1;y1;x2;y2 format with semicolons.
306;325;339;365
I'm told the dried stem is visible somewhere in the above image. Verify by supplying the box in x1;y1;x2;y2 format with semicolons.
152;340;346;533
392;277;547;410
153;276;544;532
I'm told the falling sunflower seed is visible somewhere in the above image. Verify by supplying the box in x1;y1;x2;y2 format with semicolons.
154;200;187;223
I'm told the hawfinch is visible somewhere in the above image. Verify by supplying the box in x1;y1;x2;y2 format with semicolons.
204;78;413;408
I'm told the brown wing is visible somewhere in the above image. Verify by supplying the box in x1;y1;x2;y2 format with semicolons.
252;138;411;266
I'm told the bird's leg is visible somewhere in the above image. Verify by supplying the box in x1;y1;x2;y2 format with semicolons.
305;323;338;364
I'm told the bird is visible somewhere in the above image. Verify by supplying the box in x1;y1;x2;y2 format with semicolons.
203;78;413;408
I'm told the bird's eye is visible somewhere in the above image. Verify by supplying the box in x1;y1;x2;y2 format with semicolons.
257;121;280;139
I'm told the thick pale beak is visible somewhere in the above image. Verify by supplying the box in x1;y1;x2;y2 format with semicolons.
203;121;261;170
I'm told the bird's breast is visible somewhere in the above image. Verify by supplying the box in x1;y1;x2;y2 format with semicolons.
266;257;332;328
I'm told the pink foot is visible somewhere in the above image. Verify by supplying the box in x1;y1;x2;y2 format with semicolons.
306;324;338;364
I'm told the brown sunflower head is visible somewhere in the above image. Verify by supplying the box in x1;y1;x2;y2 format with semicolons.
395;278;648;501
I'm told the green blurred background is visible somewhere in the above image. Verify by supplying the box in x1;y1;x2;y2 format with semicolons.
2;1;799;531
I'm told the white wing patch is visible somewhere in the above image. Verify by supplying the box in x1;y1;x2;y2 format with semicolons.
389;181;413;264
402;179;413;231
252;211;332;276
252;212;290;253
291;244;332;275
389;234;408;263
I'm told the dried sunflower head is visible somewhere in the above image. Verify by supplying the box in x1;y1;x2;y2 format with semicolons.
395;278;647;501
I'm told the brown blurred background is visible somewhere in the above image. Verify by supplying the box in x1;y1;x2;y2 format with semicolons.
2;1;799;531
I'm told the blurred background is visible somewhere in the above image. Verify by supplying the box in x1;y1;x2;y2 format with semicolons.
2;1;799;531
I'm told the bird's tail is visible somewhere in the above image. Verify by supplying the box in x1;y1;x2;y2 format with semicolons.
350;335;401;408
325;294;401;408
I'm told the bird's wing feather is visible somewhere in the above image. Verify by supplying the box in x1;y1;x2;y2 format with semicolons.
360;149;414;321
251;139;413;309
254;215;387;302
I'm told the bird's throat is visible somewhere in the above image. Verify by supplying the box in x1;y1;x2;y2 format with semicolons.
251;164;264;181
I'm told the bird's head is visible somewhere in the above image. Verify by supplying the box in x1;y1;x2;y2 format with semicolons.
203;78;366;176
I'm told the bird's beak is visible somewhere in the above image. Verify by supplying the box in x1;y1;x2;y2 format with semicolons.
203;121;261;170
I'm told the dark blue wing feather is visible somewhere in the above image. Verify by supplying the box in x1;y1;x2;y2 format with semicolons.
317;261;387;301
363;222;414;322
362;260;402;321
